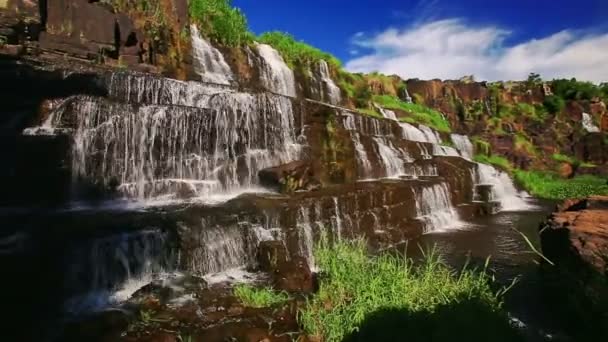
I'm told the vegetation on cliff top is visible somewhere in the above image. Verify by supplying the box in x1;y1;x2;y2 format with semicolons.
373;95;452;132
299;240;522;342
514;171;608;200
258;32;342;69
189;0;253;47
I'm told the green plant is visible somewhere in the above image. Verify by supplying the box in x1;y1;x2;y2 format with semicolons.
514;170;608;200
552;153;578;165
299;240;521;342
189;0;253;47
514;134;538;156
543;95;566;114
233;284;289;308
472;137;491;156
258;31;341;69
374;95;451;132
474;154;513;171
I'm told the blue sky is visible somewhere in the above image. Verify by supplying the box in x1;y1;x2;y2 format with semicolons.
234;0;608;82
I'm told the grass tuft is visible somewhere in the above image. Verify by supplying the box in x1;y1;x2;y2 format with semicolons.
299;240;519;342
258;31;341;69
234;284;289;308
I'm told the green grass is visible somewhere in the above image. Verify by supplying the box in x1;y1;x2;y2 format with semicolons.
258;31;341;69
552;153;578;165
356;107;382;118
299;240;521;342
233;284;289;308
514;134;538;156
372;95;451;132
514;170;608;200
189;0;253;47
474;154;513;171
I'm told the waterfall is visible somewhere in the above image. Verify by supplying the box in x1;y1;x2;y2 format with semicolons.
297;206;316;270
255;43;297;97
475;163;531;211
107;73;231;108
351;132;373;179
331;197;343;241
373;137;410;177
318;60;342;105
451;134;474;159
65;93;301;202
191;25;234;85
64;230;173;312
419;125;442;144
403;88;413;103
432;145;460;157
400;122;429;143
375;104;398;121
415;183;462;233
582;113;600;133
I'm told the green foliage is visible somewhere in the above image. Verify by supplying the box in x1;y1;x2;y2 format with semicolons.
299;240;520;342
472;137;491;156
514;134;538;156
552;153;578;165
374;95;451;132
525;72;542;89
474;154;513;171
258;31;341;69
551;78;601;101
189;0;253;47
543;95;566;114
233;284;289;308
353;83;373;108
356;107;382;118
514;170;608;200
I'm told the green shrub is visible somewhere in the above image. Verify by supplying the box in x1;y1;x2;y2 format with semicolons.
551;78;601;101
543;95;566;114
514;134;538;156
551;153;578;165
189;0;253;47
374;95;451;132
514;170;608;200
258;31;341;69
299;240;521;342
474;154;513;171
233;284;289;308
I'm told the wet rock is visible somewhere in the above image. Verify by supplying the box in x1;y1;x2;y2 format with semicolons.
541;196;608;275
259;160;320;193
257;241;314;292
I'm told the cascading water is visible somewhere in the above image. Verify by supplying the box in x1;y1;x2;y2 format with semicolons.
582;113;600;133
415;183;462;233
191;25;235;85
376;104;398;121
400;122;428;142
61;92;301;202
419;125;442;144
256;43;297;97
373;137;411;177
317;60;342;105
451;134;474;159
297;206;316;269
475;163;531;211
64;230;173;313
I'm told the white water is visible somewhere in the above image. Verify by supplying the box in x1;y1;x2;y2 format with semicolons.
297;206;316;270
451;134;474;159
332;197;343;241
582;113;600;133
191;25;234;85
373;137;411;177
63;92;301;202
400;122;429;142
432;145;460;157
317;60;342;105
476;163;532;211
403;88;413;103
256;43;297;97
415;183;463;233
419;125;442;144
376;104;398;121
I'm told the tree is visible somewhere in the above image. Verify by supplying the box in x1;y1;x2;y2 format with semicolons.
543;95;565;114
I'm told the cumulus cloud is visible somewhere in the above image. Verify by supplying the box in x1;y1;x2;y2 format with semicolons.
345;19;608;82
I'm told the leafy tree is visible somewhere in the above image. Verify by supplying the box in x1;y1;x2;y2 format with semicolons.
551;78;600;101
525;72;542;89
543;95;565;114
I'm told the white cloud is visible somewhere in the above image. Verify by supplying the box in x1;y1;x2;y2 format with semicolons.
345;19;608;82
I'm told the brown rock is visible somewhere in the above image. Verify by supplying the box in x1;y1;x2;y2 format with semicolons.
541;196;608;276
557;162;574;178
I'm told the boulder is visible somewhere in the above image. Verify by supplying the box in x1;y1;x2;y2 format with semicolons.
540;196;608;276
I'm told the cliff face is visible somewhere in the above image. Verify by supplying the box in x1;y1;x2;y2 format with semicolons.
404;78;608;172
